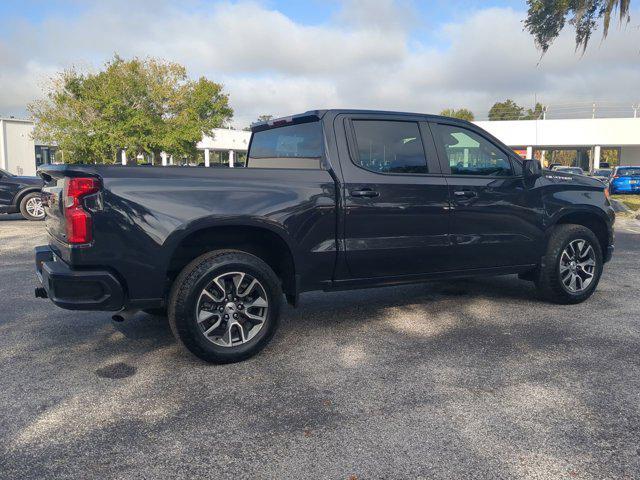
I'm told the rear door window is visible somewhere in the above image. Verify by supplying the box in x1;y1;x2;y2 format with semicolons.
351;120;429;174
248;122;323;169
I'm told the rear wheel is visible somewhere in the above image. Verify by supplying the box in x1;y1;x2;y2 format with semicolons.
19;192;45;221
168;250;281;363
535;224;603;304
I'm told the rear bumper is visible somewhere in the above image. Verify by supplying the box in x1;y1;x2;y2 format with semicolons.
35;245;125;311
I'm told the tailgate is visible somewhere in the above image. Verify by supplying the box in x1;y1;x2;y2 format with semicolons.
40;171;67;243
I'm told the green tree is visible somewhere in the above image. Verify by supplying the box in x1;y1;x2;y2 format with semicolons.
488;99;525;121
525;0;632;53
29;55;233;164
439;108;475;121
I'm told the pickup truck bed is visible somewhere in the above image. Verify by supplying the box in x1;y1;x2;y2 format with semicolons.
37;166;336;310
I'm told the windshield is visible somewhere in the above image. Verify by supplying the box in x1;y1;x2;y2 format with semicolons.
557;167;583;175
0;168;14;177
617;168;640;177
593;169;611;177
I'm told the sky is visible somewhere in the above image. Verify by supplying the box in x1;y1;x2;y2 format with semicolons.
0;0;639;127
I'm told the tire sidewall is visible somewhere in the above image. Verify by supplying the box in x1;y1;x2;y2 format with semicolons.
170;253;281;363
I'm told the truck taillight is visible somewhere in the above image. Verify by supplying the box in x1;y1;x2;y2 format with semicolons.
64;177;101;244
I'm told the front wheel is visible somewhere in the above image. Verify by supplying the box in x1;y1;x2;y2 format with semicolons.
168;250;282;363
19;192;45;221
535;224;603;304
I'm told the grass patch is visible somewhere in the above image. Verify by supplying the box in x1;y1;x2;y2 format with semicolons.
612;194;640;211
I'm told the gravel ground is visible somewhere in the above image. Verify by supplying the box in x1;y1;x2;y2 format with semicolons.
1;214;640;480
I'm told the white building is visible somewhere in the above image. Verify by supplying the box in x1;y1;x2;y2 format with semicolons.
120;128;252;167
0;117;57;176
196;128;251;167
475;118;640;170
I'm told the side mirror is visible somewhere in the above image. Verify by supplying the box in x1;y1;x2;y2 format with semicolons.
523;159;542;179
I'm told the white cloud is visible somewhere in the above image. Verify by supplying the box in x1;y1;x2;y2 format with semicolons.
336;0;416;31
0;0;639;126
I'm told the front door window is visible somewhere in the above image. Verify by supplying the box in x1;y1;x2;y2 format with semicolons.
433;124;512;176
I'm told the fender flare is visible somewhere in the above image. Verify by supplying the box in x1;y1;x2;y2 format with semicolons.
547;205;611;230
161;215;300;277
545;205;613;255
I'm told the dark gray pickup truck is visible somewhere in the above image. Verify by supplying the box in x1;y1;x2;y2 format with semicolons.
35;110;615;363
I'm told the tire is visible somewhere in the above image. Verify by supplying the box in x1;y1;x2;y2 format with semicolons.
535;224;603;304
168;250;282;363
19;192;45;221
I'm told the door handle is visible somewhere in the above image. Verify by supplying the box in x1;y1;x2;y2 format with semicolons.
350;188;379;198
454;190;477;198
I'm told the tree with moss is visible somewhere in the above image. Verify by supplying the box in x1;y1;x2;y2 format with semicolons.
29;55;233;164
440;108;475;121
525;0;632;53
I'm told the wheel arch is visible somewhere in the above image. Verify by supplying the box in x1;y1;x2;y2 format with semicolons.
13;187;42;207
549;207;610;258
164;222;298;302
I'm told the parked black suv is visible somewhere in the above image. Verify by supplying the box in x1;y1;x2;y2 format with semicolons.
0;168;44;220
35;110;615;363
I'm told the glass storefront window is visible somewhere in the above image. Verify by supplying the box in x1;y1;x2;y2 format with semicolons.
211;150;229;167
234;151;247;167
35;145;58;167
600;148;620;167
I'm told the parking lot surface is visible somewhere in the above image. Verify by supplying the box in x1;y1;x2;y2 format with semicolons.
1;214;640;480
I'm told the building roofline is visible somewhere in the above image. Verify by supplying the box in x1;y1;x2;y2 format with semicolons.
0;117;33;124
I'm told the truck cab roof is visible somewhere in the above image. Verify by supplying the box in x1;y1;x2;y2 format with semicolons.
250;109;472;132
